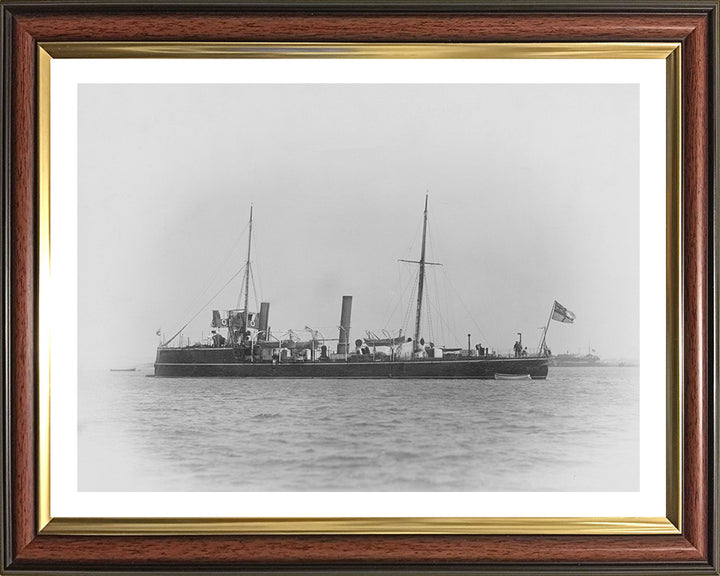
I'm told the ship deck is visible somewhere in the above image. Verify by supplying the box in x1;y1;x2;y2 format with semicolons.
154;347;549;379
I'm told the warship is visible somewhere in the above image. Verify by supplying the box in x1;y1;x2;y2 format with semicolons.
552;351;601;367
154;197;556;379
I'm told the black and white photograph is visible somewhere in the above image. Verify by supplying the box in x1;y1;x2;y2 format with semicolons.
76;81;641;493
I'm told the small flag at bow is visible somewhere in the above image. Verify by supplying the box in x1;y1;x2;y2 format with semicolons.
156;329;161;336
551;300;576;324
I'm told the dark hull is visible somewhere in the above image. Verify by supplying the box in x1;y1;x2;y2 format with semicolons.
154;348;549;379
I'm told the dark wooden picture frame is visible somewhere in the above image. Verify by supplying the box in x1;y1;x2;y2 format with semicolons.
1;1;717;573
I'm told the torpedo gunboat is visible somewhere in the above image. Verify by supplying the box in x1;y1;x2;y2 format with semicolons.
154;197;551;379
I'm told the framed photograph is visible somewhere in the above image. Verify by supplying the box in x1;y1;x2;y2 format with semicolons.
1;1;717;574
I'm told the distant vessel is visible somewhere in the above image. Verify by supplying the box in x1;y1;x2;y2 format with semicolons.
552;352;601;367
110;368;137;372
154;197;552;379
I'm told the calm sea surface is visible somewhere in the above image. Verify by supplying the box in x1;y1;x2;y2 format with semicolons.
78;366;639;491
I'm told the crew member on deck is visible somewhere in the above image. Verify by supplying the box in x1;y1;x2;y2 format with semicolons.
211;330;226;348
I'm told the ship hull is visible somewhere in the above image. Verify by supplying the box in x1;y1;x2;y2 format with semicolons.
154;348;549;379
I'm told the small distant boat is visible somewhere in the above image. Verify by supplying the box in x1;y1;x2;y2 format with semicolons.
494;373;532;380
110;368;136;372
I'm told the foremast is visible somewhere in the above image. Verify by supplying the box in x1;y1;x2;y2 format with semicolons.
242;205;253;341
230;205;254;348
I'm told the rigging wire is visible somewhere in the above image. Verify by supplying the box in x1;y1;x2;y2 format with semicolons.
425;221;453;344
437;272;449;344
401;216;425;263
254;260;265;304
425;278;435;344
440;266;456;344
249;223;265;303
427;267;447;345
383;263;417;332
401;269;419;336
236;265;249;309
162;265;247;347
441;267;489;344
236;213;254;311
382;215;425;335
425;281;456;345
424;222;442;345
176;219;250;323
249;264;261;313
378;263;402;328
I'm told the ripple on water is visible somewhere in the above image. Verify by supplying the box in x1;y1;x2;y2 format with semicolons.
78;368;640;492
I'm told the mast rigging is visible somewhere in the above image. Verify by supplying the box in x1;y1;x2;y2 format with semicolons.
242;205;253;339
415;195;428;347
398;195;441;350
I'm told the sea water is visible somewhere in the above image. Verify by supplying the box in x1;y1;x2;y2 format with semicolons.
78;366;639;491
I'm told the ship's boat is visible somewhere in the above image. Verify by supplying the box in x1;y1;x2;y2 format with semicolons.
256;339;295;349
363;331;407;348
284;340;316;350
494;373;532;380
154;197;561;380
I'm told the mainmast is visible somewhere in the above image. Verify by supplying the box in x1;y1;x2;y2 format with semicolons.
398;194;441;351
414;195;429;349
243;205;253;336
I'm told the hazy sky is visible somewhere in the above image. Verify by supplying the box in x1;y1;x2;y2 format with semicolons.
78;83;639;368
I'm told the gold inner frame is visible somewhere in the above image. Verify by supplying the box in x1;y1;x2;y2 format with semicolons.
36;41;682;536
